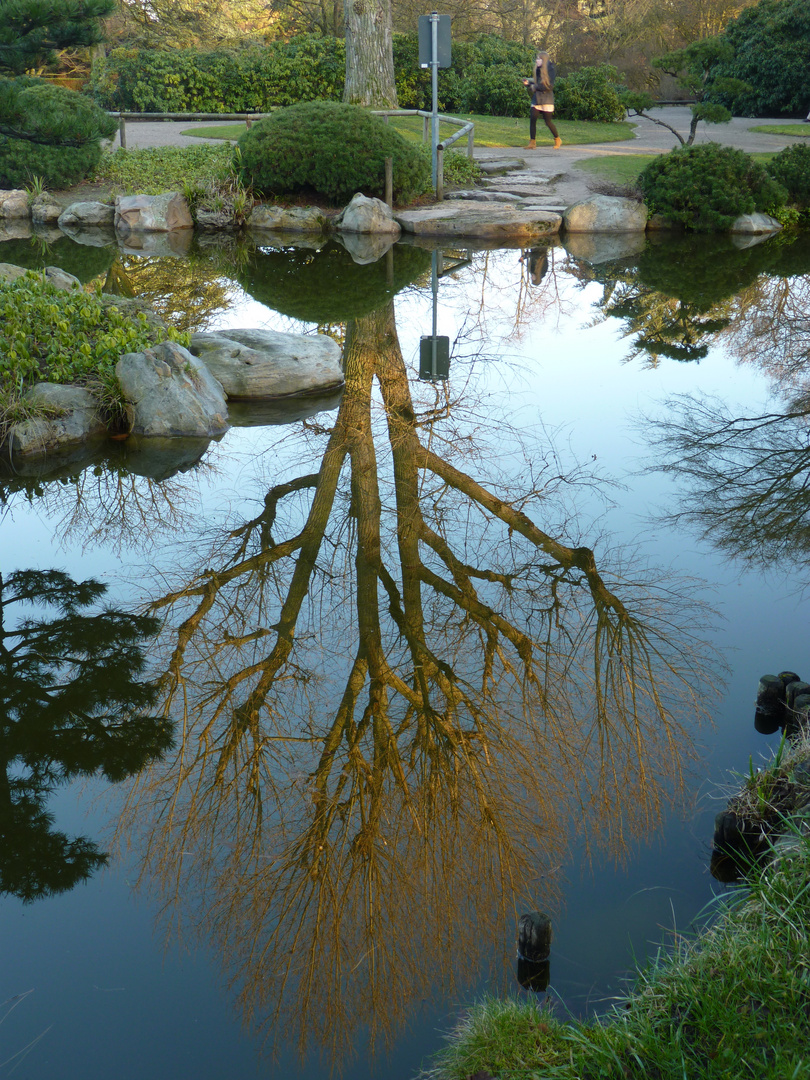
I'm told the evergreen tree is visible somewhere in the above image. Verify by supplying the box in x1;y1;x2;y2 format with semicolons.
0;0;118;184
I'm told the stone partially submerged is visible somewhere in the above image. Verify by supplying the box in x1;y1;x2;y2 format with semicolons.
115;193;193;234
563;195;648;233
336;193;400;236
7;384;106;459
189;329;344;399
116;341;229;437
395;203;561;241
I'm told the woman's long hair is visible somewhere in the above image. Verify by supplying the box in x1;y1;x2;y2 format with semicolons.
535;50;552;92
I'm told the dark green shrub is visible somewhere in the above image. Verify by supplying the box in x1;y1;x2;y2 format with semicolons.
459;64;528;118
89;39;345;113
766;144;810;208
236;102;430;205
554;66;625;123
638;144;788;231
0;80;117;188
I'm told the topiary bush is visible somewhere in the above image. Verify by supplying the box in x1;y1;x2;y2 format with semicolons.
0;80;118;188
766;144;810;208
554;65;625;123
458;63;528;118
638;144;788;230
236;102;431;205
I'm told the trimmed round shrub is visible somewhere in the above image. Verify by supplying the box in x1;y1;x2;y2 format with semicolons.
236;102;431;205
554;66;625;123
0;81;118;189
638;144;788;231
459;63;528;118
766;144;810;208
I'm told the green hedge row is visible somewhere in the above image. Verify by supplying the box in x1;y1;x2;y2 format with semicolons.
88;34;624;121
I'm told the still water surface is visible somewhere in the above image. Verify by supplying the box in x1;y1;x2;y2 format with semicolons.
2;228;809;1079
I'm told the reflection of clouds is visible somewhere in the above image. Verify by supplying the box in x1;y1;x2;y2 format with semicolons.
118;301;716;1068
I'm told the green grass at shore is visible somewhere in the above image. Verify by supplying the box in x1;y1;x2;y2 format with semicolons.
749;123;810;138
183;114;636;148
419;836;810;1080
573;153;656;186
92;143;234;193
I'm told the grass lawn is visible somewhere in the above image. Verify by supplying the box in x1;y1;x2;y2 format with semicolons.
749;123;810;138
573;153;656;186
183;114;636;148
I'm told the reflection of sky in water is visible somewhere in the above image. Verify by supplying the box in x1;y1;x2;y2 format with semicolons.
2;240;804;1079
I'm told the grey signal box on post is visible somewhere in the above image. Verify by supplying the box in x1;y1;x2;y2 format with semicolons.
420;336;450;380
418;14;451;67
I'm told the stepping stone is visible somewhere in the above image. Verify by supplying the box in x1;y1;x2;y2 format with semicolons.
445;190;525;203
395;202;562;241
477;158;526;174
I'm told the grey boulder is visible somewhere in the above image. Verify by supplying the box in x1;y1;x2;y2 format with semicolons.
115;192;193;234
336;193;400;236
7;384;106;458
189;328;344;399
249;205;329;233
0;264;80;290
730;213;783;235
395;203;562;241
116;341;229;437
58;201;115;229
563;195;648;233
0;189;29;219
30;195;64;224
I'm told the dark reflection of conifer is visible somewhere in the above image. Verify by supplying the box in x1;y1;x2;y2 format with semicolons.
118;301;715;1064
0;570;174;902
585;234;810;366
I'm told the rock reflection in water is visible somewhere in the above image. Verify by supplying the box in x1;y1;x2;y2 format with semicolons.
114;299;715;1065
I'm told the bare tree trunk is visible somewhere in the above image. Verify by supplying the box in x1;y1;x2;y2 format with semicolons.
343;0;397;107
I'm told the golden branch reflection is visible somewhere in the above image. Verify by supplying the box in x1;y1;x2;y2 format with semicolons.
118;301;716;1064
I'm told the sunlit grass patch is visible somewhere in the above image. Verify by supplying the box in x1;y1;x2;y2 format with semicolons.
573;153;657;186
749;124;810;138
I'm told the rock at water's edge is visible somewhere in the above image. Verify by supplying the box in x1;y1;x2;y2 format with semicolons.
563;195;648;233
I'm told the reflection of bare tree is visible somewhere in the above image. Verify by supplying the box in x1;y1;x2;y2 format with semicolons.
119;302;713;1064
649;393;810;573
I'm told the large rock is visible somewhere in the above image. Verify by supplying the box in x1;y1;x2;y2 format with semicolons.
116;341;229;437
115;192;193;234
189;329;343;399
730;213;782;235
395;203;561;241
58;201;115;229
336;193;400;236
7;384;106;458
0;264;81;290
248;205;330;233
563;195;648;233
30;194;63;224
0;189;29;219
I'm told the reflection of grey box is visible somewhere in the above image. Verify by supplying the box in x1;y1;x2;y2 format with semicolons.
419;335;450;380
418;14;451;68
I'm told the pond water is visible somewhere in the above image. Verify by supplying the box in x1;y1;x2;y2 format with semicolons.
3;225;810;1079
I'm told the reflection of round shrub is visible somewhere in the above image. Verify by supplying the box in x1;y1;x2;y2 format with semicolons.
238;241;431;322
459;64;528;117
766;144;810;208
0;81;118;189
236;103;431;205
638;144;787;230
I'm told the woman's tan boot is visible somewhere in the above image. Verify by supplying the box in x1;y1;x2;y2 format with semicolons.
553;136;562;148
524;139;536;149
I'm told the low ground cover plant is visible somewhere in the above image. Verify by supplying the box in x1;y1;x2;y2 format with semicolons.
0;273;188;436
236;102;430;204
638;143;787;230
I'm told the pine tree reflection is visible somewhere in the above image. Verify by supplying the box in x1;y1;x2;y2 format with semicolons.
0;570;173;901
120;303;714;1063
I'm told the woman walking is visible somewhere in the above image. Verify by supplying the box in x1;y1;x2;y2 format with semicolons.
523;50;561;150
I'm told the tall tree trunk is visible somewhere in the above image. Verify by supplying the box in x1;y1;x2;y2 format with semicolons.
343;0;397;107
